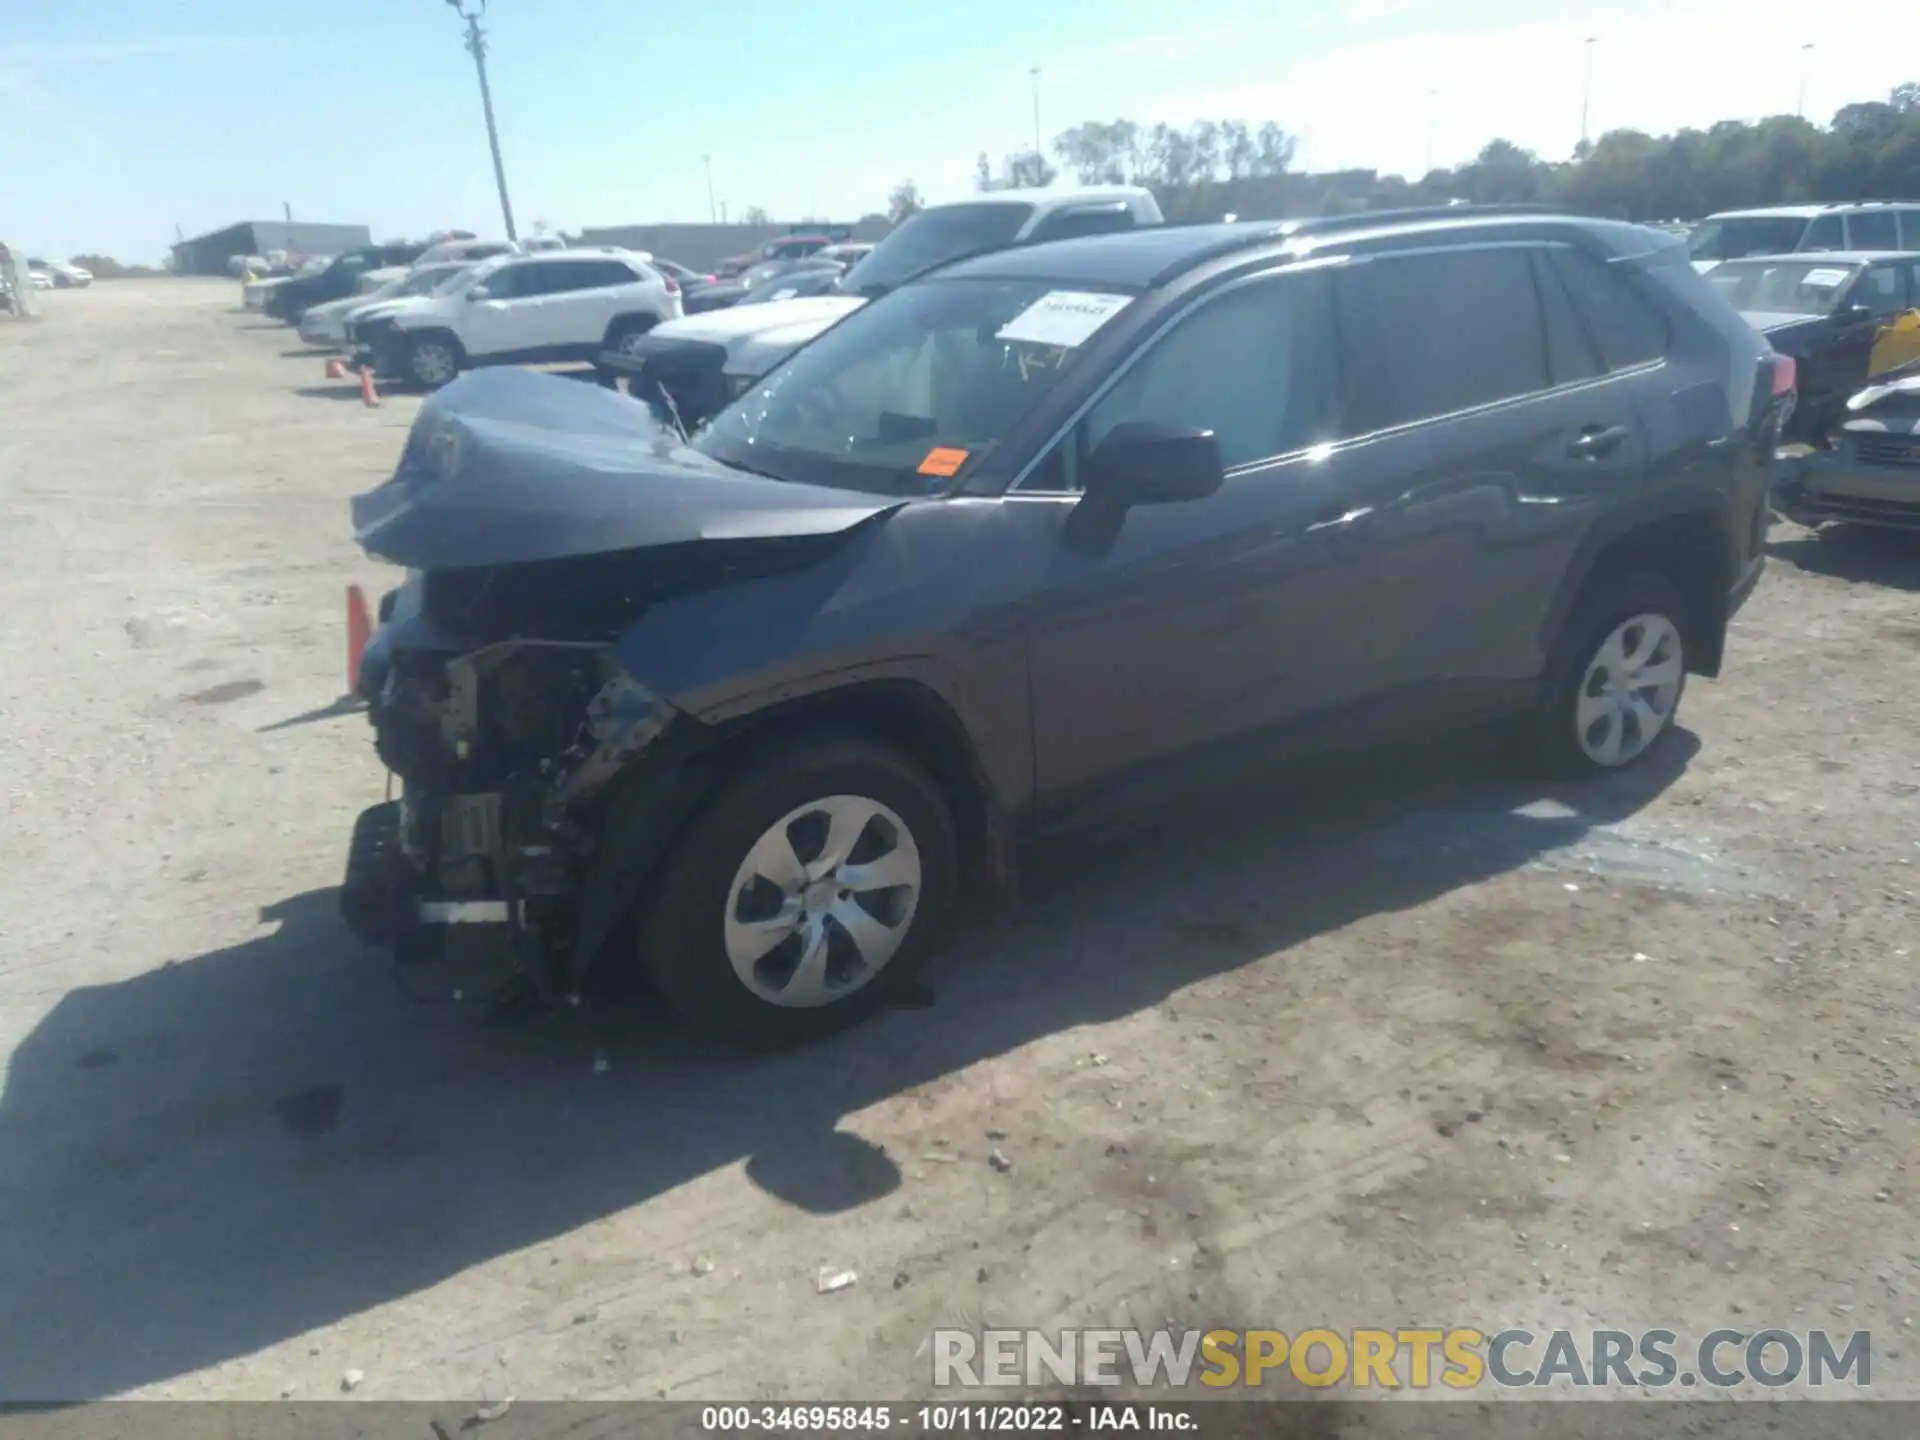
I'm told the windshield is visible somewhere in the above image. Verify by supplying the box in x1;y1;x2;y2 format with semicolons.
692;276;1133;496
838;203;1036;297
1687;216;1810;262
394;264;464;297
1704;258;1860;317
738;270;840;304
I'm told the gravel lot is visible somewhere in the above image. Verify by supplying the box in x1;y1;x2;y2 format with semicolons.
2;279;1918;1407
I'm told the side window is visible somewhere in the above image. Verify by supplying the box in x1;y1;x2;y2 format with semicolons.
1801;214;1844;250
1022;271;1342;490
1353;248;1549;426
1846;210;1899;251
1900;211;1920;250
1025;207;1138;244
547;260;637;291
1547;248;1670;370
1904;262;1920;311
1530;249;1604;386
1849;264;1905;319
475;264;532;299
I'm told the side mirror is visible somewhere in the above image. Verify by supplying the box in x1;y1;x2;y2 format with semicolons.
467;285;491;302
1841;303;1875;325
1080;422;1225;507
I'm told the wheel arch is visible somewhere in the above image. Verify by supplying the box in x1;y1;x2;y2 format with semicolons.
602;310;662;347
1544;495;1734;679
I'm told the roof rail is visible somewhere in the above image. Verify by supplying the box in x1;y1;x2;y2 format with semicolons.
1147;203;1572;284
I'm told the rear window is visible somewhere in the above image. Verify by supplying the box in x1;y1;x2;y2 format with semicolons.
1350;247;1551;426
1687;215;1810;263
1702;258;1858;318
839;203;1037;296
1547;248;1670;369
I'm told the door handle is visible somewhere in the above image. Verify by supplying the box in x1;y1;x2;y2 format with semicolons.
1567;423;1630;459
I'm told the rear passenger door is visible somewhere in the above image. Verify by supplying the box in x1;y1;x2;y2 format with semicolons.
527;258;643;355
1328;243;1652;702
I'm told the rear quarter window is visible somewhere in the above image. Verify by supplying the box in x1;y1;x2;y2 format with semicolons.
1547;248;1669;370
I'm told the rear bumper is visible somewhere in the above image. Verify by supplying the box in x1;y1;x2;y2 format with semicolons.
1774;449;1920;531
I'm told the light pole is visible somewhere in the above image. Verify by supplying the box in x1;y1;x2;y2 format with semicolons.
1424;87;1437;174
1797;42;1814;120
1029;66;1042;160
445;0;517;243
703;155;717;224
1579;36;1598;152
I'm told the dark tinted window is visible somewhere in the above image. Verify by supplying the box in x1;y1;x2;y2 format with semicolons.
476;262;538;299
1850;264;1907;318
1021;271;1341;490
1548;248;1669;369
839;202;1035;295
571;259;644;289
1847;210;1899;250
1802;214;1844;250
1900;211;1920;249
1686;215;1808;262
1025;206;1138;244
1531;250;1603;386
1356;248;1548;426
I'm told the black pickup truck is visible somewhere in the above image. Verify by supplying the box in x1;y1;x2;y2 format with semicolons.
264;242;428;323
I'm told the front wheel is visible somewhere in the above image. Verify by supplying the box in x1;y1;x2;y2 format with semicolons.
1533;572;1689;778
634;738;958;1049
405;334;461;390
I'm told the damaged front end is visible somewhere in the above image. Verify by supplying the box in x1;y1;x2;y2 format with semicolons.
341;589;692;1005
337;369;903;1009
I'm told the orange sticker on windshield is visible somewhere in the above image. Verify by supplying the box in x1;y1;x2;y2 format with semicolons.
917;447;970;478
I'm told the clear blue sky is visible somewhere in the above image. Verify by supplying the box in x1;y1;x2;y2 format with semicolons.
2;0;1905;263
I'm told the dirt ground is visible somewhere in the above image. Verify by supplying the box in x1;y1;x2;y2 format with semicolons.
2;279;1917;1407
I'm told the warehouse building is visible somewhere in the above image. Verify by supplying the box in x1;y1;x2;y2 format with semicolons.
170;221;372;276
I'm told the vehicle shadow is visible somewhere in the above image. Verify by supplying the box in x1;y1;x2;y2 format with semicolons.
281;347;337;359
0;728;1696;1399
1768;526;1920;591
291;385;376;403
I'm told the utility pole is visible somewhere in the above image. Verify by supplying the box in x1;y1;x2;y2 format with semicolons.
1424;87;1437;174
1580;36;1597;152
1029;66;1042;159
703;155;717;224
1797;42;1814;120
446;0;517;243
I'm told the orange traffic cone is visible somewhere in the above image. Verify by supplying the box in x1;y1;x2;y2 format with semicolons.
359;366;380;407
346;584;373;696
324;356;348;380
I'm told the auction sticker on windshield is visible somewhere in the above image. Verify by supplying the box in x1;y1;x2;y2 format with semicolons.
917;446;970;478
1803;268;1851;288
997;291;1132;348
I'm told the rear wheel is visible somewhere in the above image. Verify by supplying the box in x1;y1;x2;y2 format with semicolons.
635;738;957;1049
405;333;461;390
1533;572;1689;777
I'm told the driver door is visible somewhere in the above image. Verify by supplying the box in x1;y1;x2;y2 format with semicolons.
1014;266;1366;814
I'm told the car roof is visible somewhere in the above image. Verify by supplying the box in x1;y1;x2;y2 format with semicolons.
935;208;1669;290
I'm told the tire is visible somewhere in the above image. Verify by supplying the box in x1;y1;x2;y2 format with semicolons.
1532;571;1690;778
604;317;656;358
404;333;462;390
635;737;958;1049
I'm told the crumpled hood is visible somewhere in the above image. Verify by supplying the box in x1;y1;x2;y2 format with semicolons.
349;368;902;570
649;295;865;345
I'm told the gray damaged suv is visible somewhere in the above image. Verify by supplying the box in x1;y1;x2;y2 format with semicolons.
342;205;1788;1047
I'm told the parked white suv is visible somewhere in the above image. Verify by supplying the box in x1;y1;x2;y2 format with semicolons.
346;249;683;389
605;185;1165;430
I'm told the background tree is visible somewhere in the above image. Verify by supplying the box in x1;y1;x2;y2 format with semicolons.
886;181;924;223
740;205;773;225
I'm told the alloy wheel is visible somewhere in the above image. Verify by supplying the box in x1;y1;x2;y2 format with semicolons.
411;342;456;387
